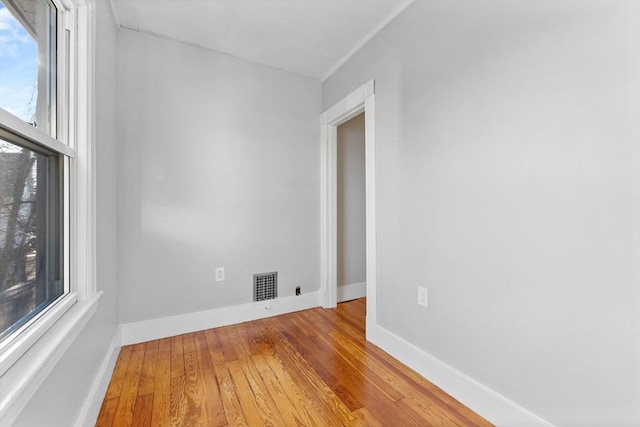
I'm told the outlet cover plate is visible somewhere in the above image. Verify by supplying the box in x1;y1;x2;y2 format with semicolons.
215;267;225;282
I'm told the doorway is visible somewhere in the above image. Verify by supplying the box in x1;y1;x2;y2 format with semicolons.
320;79;377;335
336;113;366;302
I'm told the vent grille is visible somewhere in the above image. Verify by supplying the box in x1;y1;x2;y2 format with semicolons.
254;272;278;302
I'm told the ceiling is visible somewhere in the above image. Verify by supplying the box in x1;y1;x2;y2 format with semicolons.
110;0;411;81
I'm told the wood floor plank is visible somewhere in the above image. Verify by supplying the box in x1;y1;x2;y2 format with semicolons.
251;322;338;426
308;304;363;342
310;307;482;425
347;331;490;426
203;328;225;366
193;331;226;427
131;393;153;427
151;338;172;427
384;355;491;426
327;328;408;400
265;318;356;425
396;395;465;426
250;353;305;427
183;333;205;426
314;306;492;426
96;299;492;427
214;364;249;427
274;312;364;412
304;335;382;399
112;343;146;427
300;310;460;425
104;345;133;400
293;310;434;427
95;397;118;427
138;340;159;396
240;321;262;355
204;328;249;426
347;407;383;427
297;310;404;402
335;304;366;334
259;346;336;427
227;360;267;427
216;327;240;363
171;335;185;378
227;322;257;359
169;375;188;426
240;354;287;426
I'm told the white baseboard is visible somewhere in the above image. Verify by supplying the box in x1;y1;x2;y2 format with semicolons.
337;282;366;302
120;291;321;345
74;326;122;427
368;325;553;427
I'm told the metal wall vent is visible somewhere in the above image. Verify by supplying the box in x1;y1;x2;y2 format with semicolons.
254;271;278;302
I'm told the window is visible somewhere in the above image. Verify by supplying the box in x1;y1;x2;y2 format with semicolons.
0;0;66;348
0;0;96;423
0;134;63;342
0;0;57;136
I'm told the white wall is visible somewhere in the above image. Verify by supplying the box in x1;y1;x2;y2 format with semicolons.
117;30;321;324
13;1;120;425
337;113;366;287
323;1;640;426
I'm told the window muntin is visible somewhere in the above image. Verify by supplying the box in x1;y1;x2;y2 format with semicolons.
0;0;57;137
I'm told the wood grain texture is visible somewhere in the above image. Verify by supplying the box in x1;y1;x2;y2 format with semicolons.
96;299;492;426
151;338;172;427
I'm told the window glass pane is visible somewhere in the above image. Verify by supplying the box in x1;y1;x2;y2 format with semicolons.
0;0;57;137
0;136;62;341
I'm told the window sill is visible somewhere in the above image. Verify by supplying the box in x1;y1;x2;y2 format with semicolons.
0;291;102;426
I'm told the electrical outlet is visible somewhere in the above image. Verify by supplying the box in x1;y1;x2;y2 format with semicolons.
295;286;301;296
215;267;225;282
418;287;428;308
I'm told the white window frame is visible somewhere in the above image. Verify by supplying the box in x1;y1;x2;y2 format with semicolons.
0;0;99;425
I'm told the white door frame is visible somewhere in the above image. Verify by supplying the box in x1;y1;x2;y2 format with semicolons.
320;79;377;330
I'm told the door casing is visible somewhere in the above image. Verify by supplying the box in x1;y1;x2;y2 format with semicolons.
320;79;377;333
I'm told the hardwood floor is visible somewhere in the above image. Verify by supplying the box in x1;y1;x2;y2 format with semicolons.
96;298;491;426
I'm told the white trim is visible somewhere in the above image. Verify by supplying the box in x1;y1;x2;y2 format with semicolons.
55;0;76;11
106;0;121;29
73;0;97;301
320;0;414;82
0;110;74;157
323;80;374;125
320;79;377;332
0;1;99;424
0;293;77;377
327;122;338;307
74;326;121;427
120;292;321;346
337;282;366;303
58;6;71;143
363;92;377;329
368;324;554;427
320;114;329;307
0;292;101;426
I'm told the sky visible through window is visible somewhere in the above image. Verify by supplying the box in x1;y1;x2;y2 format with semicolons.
0;1;38;124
